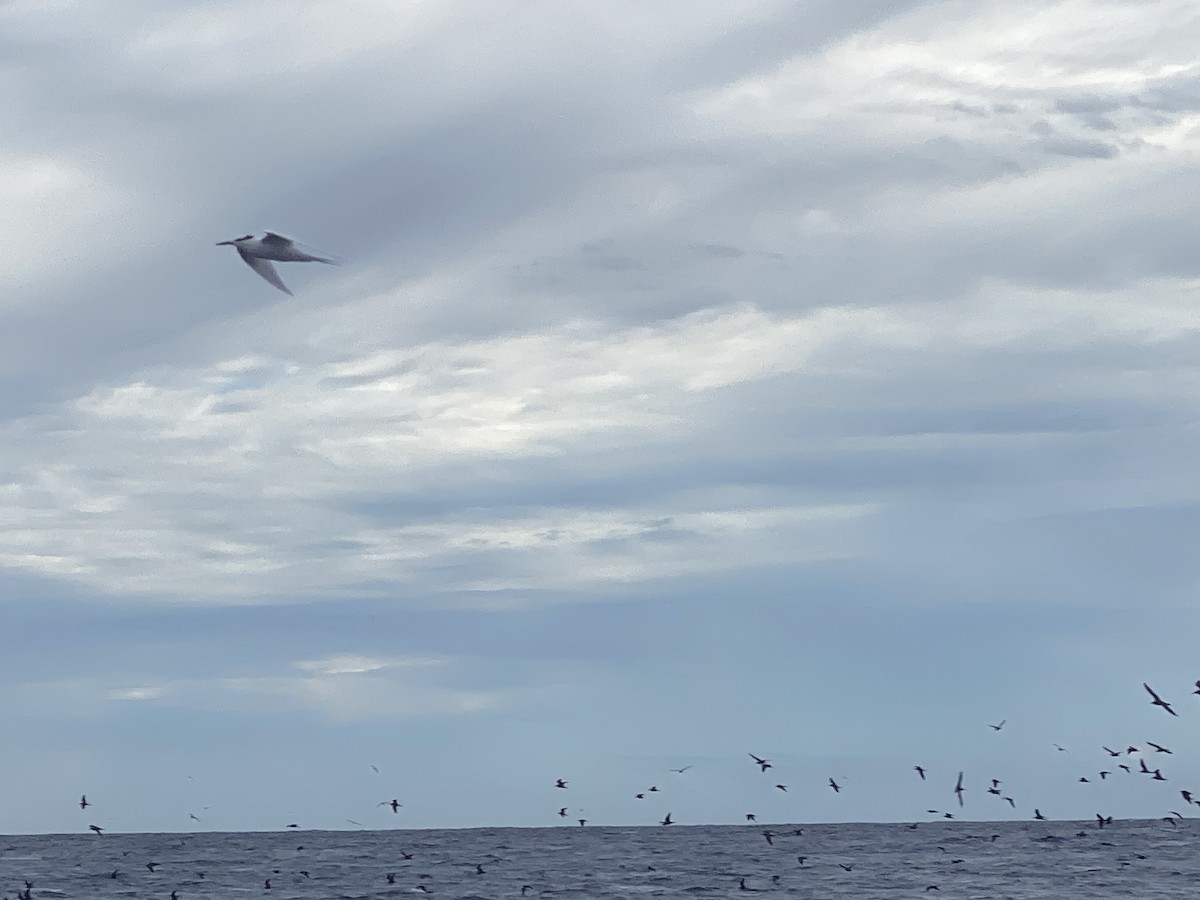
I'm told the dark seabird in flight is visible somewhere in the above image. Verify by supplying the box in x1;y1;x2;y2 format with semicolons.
79;794;90;810
988;720;1006;731
89;825;103;835
146;863;159;872
1194;680;1200;696
578;819;586;827
555;779;568;789
660;813;673;825
1182;790;1195;804
1099;771;1111;780
749;753;772;772
635;793;645;799
1004;796;1015;808
775;784;788;792
914;765;926;780
745;813;757;822
558;807;568;817
953;772;964;807
829;778;841;793
1153;769;1167;781
1119;764;1131;773
1103;746;1121;757
1034;809;1046;820
377;799;402;813
670;765;693;773
1144;683;1178;716
1147;741;1172;754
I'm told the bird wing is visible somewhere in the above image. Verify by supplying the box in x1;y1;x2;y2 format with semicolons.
239;250;293;295
1144;682;1162;701
261;232;293;247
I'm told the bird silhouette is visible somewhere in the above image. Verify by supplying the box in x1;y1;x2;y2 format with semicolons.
988;720;1006;731
1144;683;1178;716
953;772;964;807
914;766;926;780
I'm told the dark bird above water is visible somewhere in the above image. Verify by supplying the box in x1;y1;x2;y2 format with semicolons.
1034;809;1046;820
1103;746;1120;757
558;807;568;817
775;784;787;792
745;813;757;822
1147;741;1172;754
1182;790;1194;804
146;862;159;872
378;799;402;813
79;795;90;810
914;765;926;780
555;779;568;789
829;778;841;793
660;813;673;825
89;825;103;835
1144;683;1178;716
749;753;772;772
953;772;964;807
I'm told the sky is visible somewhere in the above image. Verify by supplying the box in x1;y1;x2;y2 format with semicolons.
2;0;1200;834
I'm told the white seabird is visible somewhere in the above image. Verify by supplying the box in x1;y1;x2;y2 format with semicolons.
217;231;338;295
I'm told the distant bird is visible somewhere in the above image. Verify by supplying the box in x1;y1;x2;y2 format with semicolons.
1034;809;1046;820
286;823;299;828
914;765;926;781
647;786;659;792
1153;769;1167;782
1140;759;1151;774
988;720;1006;731
378;799;402;813
1144;683;1178;716
762;830;774;845
1147;741;1173;754
1079;777;1090;783
670;766;693;773
170;892;178;900
1194;680;1200;696
746;813;757;822
1103;746;1121;757
660;813;673;825
79;794;90;810
1052;744;1067;752
89;825;103;835
829;778;841;793
635;793;645;799
146;862;159;872
1119;764;1131;773
1099;772;1111;780
839;864;853;872
775;784;788;792
188;814;201;822
1003;797;1015;808
953;772;964;807
577;819;586;827
1127;746;1139;754
1096;814;1113;827
370;765;380;774
216;232;338;295
555;779;568;789
558;807;568;817
386;873;396;884
264;878;271;890
991;779;1001;789
1182;790;1195;804
749;753;772;772
475;864;485;874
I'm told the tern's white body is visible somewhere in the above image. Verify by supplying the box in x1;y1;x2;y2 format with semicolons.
217;231;337;295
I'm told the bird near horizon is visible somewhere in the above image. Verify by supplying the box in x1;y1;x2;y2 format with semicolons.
216;232;339;295
1143;683;1178;716
89;825;103;835
954;772;964;807
378;799;402;813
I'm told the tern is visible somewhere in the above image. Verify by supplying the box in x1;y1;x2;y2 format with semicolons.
216;232;338;295
1143;682;1178;716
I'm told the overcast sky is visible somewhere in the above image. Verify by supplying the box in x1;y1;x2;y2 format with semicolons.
2;0;1200;834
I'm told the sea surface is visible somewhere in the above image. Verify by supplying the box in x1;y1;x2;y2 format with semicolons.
0;819;1193;899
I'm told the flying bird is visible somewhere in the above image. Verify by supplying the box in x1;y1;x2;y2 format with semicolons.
660;813;673;825
1144;682;1178;716
79;794;89;810
749;753;772;772
953;772;964;807
216;232;338;295
555;779;568;789
914;765;926;780
829;778;841;793
1147;741;1173;754
669;766;693;773
89;825;103;835
378;799;402;813
988;720;1006;731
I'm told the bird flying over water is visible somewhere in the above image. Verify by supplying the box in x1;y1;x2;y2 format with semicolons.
79;794;89;810
216;232;338;295
829;778;841;793
555;779;568;788
953;772;964;807
89;824;103;835
1143;682;1178;716
914;765;926;781
1147;741;1172;754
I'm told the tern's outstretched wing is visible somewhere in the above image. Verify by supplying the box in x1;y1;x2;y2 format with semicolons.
261;232;292;247
238;249;292;295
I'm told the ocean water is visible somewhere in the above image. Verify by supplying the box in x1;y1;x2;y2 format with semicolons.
0;819;1193;899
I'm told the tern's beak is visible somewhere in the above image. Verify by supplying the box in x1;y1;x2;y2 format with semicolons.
216;240;234;246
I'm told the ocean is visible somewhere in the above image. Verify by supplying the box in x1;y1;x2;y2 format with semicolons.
0;818;1192;899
